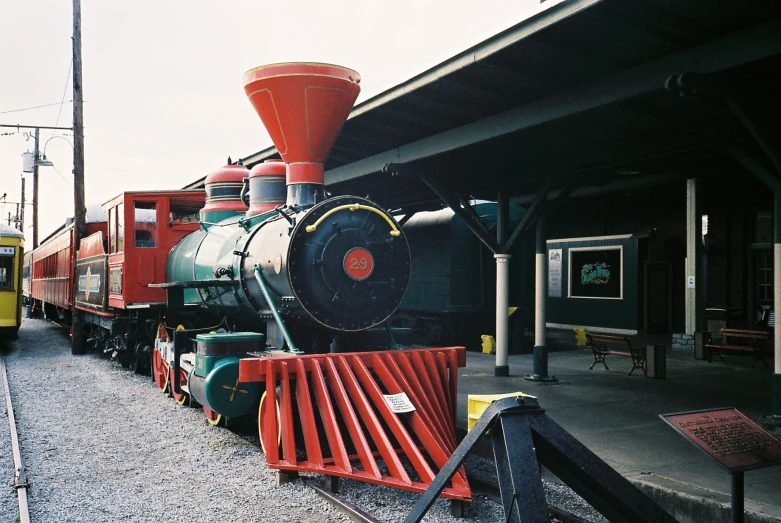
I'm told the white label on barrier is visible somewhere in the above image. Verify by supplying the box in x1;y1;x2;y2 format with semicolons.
384;392;416;413
687;276;695;289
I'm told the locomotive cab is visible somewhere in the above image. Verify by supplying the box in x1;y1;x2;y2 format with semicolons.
99;190;205;309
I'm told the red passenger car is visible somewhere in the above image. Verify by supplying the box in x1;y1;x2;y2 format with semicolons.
25;190;205;368
27;206;107;319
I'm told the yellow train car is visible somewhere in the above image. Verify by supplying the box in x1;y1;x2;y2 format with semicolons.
0;225;24;340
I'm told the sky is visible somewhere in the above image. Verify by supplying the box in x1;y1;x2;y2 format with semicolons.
1;0;552;247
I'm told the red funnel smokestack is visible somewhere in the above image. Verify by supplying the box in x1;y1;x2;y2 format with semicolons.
243;63;361;205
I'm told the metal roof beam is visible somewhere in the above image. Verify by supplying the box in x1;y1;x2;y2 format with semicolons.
326;17;781;185
505;181;551;251
348;0;601;120
725;145;781;192
385;163;501;253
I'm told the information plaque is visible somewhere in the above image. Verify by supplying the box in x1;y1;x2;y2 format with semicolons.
660;408;781;473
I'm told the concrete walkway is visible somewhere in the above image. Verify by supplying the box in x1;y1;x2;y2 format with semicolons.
456;333;781;522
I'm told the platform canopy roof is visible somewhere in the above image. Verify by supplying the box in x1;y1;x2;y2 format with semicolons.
188;0;781;213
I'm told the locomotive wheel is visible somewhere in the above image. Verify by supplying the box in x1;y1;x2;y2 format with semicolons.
133;343;151;376
152;350;170;394
203;407;222;426
258;391;281;455
170;367;188;406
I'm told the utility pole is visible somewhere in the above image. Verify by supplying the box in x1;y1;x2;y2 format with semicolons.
33;127;39;247
71;0;87;355
19;177;25;232
0;124;72;243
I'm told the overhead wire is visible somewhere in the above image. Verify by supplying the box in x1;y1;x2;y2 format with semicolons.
50;61;73;137
0;101;73;115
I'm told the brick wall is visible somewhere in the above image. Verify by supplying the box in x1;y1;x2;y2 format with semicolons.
671;333;693;352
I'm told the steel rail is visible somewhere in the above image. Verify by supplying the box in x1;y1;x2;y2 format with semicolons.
1;356;31;523
467;474;593;523
303;478;381;523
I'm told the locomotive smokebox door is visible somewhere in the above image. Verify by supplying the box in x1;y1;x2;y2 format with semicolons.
288;196;411;331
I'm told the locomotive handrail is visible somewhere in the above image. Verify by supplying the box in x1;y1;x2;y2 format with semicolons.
253;265;303;355
305;204;401;237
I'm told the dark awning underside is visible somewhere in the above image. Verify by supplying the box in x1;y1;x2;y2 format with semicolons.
188;0;781;212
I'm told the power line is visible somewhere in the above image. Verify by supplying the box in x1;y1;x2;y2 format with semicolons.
0;101;74;115
50;165;71;184
51;61;73;132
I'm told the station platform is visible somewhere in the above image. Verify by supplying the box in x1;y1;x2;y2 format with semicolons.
455;332;781;523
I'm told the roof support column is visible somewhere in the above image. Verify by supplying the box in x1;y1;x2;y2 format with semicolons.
494;253;511;377
494;190;510;377
773;192;781;419
526;214;556;382
685;178;705;335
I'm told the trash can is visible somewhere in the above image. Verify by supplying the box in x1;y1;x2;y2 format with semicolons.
646;344;666;379
706;308;727;340
694;331;711;361
481;335;496;355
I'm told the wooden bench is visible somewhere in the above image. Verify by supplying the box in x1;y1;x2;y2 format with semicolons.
705;328;769;367
587;334;647;376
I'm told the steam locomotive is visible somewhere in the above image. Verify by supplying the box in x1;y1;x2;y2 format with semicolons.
28;62;411;420
150;64;412;421
23;62;470;501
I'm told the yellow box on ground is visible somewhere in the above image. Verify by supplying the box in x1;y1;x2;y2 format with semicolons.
480;335;496;355
467;392;536;431
573;327;589;346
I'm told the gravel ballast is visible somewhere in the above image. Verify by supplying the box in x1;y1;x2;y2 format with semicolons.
2;319;605;522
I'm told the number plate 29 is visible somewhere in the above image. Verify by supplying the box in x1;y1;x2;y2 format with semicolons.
343;247;374;281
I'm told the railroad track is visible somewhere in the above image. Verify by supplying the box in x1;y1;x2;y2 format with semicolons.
301;471;594;523
230;422;596;523
467;475;593;523
1;354;31;523
303;478;382;523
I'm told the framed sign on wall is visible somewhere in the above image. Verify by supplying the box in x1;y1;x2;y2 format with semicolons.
568;246;623;300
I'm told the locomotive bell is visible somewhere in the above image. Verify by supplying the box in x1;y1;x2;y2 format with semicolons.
200;163;249;226
243;63;361;207
245;159;286;217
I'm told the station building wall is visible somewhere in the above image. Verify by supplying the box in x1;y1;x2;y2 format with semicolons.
537;175;774;335
546;235;646;334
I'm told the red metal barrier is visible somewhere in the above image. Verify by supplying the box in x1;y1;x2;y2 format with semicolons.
239;347;471;501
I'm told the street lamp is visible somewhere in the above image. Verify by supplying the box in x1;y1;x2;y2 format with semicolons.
28;135;75;246
39;135;75;170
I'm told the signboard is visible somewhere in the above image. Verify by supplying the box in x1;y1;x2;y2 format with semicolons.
384;392;416;414
548;249;562;297
660;408;781;472
0;246;15;257
109;267;123;295
569;246;622;299
75;257;108;311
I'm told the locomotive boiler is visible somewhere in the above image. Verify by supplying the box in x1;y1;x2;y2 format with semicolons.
156;63;412;422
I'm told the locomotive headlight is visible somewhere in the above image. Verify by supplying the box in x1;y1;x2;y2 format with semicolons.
241;196;411;332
